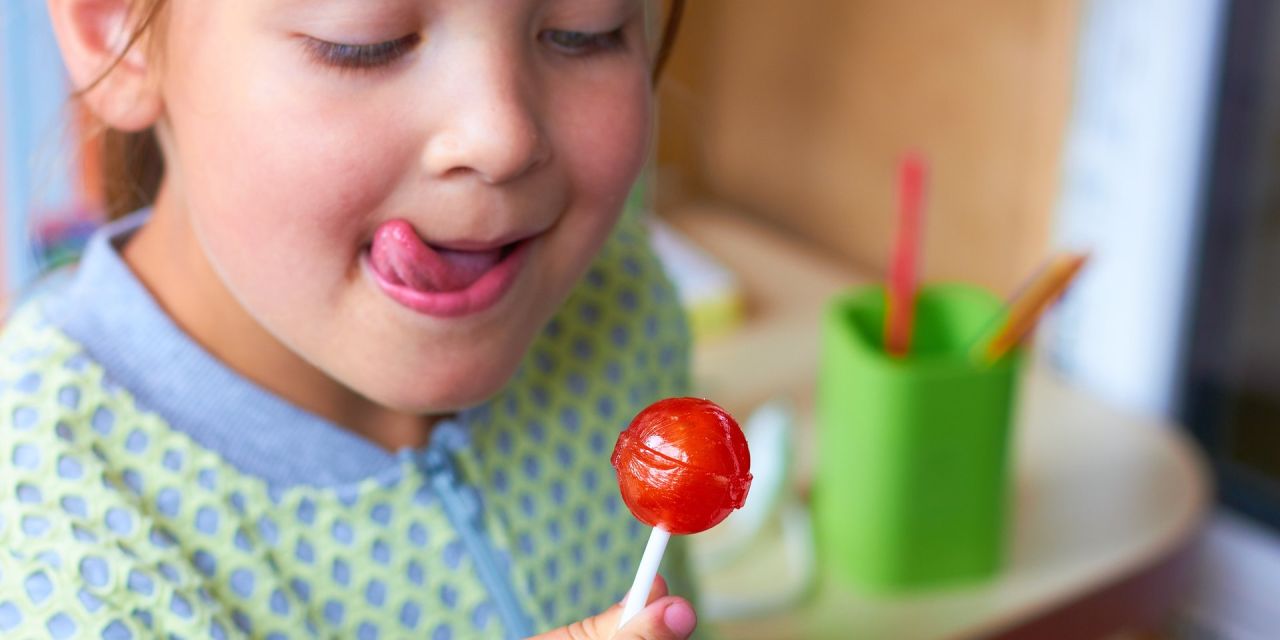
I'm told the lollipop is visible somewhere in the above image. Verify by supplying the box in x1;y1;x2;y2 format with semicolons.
611;397;752;625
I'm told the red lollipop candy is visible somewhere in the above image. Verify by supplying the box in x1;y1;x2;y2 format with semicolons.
611;397;752;627
612;397;753;534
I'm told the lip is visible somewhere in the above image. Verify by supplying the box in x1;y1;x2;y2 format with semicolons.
363;235;534;318
426;232;534;252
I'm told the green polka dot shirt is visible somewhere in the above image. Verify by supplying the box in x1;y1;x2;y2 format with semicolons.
0;209;693;638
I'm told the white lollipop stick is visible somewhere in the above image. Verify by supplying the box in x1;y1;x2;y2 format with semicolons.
619;526;672;628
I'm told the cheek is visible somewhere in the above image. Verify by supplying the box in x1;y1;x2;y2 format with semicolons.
187;99;395;225
535;72;652;293
574;83;653;200
166;49;413;288
560;74;654;224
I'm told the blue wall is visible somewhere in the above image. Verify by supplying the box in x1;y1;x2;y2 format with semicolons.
2;2;76;295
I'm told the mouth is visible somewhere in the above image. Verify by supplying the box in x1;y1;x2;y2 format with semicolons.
363;219;535;318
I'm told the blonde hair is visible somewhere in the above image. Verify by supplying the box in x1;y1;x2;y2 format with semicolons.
83;0;687;222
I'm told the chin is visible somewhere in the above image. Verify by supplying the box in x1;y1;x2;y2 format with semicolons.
363;354;525;417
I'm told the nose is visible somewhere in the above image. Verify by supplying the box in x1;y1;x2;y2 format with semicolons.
421;47;550;184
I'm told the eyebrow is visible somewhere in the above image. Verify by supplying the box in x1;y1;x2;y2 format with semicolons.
263;0;412;18
260;0;420;30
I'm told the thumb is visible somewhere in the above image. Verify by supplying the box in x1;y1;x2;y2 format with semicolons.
608;596;698;640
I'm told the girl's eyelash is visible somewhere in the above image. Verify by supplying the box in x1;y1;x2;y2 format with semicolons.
541;28;627;56
302;26;623;71
303;34;422;71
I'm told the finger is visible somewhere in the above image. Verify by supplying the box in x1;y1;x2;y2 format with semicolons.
528;574;680;640
642;573;670;605
584;573;672;637
611;596;698;640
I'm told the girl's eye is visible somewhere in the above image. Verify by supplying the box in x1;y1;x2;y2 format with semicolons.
303;34;421;70
541;29;625;56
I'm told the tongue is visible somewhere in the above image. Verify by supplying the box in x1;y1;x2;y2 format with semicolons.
369;220;503;292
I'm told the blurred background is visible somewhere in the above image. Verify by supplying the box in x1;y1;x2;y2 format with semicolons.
647;1;1276;637
4;0;1280;637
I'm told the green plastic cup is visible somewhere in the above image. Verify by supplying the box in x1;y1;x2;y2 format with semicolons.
813;283;1022;592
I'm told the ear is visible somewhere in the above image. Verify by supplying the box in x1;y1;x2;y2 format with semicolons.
47;0;163;132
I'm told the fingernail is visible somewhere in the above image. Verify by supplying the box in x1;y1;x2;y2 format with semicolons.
662;600;696;637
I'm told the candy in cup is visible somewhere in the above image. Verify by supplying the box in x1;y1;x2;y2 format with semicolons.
611;397;753;627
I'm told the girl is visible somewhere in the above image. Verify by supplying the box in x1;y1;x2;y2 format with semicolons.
0;0;697;638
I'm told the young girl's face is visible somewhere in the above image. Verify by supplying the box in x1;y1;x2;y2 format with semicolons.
150;0;653;414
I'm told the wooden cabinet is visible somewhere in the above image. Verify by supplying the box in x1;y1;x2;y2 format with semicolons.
656;0;1081;293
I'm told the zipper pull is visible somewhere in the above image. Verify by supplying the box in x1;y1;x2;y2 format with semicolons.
420;446;453;484
420;447;479;523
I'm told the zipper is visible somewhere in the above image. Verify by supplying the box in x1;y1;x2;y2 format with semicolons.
419;446;532;639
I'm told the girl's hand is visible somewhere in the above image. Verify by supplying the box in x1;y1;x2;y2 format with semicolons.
529;575;697;640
